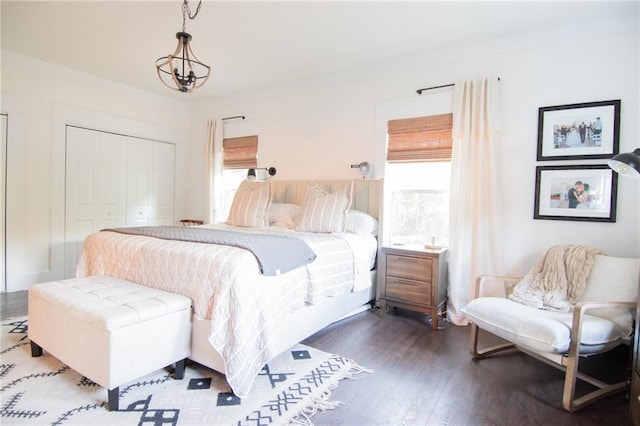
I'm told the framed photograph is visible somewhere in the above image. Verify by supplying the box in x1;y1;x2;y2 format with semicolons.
537;99;620;161
534;165;617;222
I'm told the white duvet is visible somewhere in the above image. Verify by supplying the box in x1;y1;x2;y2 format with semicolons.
76;224;376;397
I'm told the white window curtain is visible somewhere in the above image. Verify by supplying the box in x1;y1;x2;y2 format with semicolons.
205;119;224;223
448;76;504;326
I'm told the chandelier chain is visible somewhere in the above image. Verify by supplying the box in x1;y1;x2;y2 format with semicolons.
181;0;203;32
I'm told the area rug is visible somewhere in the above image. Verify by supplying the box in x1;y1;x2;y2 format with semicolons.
1;317;370;425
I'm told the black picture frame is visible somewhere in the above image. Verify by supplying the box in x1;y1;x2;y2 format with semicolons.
536;100;620;161
534;164;617;222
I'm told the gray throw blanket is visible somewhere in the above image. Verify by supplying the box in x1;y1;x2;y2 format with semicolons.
102;226;317;276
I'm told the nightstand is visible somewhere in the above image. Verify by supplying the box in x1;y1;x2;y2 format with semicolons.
378;245;448;330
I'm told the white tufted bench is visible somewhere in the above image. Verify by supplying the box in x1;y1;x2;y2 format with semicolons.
28;275;192;411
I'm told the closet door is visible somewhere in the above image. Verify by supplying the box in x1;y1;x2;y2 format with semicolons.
65;127;127;277
152;142;175;225
65;127;100;277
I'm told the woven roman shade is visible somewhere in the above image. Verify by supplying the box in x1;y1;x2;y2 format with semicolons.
387;113;453;162
223;135;258;169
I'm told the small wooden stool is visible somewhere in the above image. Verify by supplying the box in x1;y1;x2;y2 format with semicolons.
180;219;204;226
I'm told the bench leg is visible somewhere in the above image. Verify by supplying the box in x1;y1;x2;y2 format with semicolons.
108;387;119;411
30;341;43;357
174;359;186;380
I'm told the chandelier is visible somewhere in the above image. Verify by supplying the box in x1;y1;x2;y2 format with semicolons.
155;0;211;93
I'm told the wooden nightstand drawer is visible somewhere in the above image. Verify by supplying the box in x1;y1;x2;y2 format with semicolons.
385;276;431;305
385;253;432;282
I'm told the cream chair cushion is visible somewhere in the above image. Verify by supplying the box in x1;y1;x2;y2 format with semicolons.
462;297;627;354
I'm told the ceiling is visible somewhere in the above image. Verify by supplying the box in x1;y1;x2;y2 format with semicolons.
1;1;636;103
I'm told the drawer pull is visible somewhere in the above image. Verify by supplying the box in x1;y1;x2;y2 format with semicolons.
393;256;422;264
390;277;422;286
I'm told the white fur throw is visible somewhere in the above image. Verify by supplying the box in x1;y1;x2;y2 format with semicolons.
509;245;605;312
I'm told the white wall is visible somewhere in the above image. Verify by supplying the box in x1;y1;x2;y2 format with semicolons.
186;17;639;276
1;12;637;291
1;51;189;290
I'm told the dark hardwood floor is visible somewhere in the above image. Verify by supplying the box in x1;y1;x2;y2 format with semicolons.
1;290;27;321
303;309;632;426
2;291;631;425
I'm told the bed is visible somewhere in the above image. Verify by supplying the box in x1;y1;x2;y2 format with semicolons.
76;179;382;398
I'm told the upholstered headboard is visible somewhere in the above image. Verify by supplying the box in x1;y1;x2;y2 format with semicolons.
269;179;383;220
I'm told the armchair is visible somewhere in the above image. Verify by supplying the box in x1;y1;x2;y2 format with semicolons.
462;254;640;412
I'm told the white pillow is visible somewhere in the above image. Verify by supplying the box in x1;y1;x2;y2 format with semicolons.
268;203;300;229
227;180;271;227
345;210;378;236
294;182;353;233
578;255;640;337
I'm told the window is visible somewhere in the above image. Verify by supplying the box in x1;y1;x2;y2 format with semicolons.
386;162;450;246
385;113;452;247
221;169;247;220
387;113;452;162
223;135;257;169
221;135;258;220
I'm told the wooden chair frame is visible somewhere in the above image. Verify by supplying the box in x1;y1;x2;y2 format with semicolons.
469;275;635;412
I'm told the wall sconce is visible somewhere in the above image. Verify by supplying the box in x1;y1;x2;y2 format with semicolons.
608;148;640;179
247;167;277;181
351;162;370;178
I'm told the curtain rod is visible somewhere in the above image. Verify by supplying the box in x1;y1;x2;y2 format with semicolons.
416;83;453;95
416;77;501;95
222;115;245;121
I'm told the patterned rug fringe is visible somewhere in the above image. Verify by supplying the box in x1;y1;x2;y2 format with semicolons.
346;361;374;376
289;360;372;425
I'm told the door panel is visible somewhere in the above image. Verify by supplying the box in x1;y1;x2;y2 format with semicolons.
65;127;100;277
152;142;175;226
98;132;127;229
126;138;152;227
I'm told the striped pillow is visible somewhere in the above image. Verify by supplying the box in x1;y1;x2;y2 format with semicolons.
295;182;353;233
227;180;271;227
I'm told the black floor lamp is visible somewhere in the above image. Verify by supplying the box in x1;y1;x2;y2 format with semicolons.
609;147;640;425
609;148;640;179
